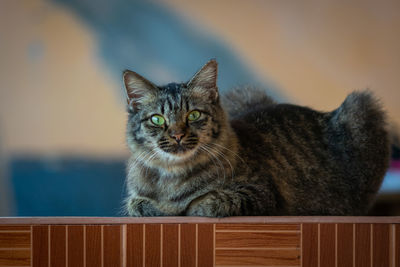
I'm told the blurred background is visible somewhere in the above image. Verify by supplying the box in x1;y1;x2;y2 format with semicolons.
0;0;399;216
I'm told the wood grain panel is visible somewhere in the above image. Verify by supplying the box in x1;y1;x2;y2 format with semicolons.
216;223;300;231
302;223;318;267
0;250;31;266
0;232;30;248
67;225;83;267
337;224;353;267
5;220;399;267
355;223;371;267
215;249;300;266
145;224;161;267
162;224;179;267
50;225;66;267
198;224;214;267
32;225;49;267
126;224;143;267
103;225;121;267
85;225;101;267
0;225;31;231
319;224;335;267
373;223;390;267
216;231;300;248
180;224;196;267
396;224;400;267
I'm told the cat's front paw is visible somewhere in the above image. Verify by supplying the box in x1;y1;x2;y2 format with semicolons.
126;198;165;217
185;192;232;217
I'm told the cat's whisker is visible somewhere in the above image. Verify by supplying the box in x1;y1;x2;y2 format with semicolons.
125;150;150;191
129;148;158;181
203;143;235;181
123;149;157;207
130;150;150;167
198;146;221;181
200;143;226;184
211;142;247;166
143;149;159;177
129;150;154;173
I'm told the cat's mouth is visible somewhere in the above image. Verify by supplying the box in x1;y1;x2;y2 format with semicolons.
159;143;197;155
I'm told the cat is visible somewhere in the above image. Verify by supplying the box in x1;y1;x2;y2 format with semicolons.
123;59;390;217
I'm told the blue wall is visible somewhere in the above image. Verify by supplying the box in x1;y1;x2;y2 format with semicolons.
11;158;125;216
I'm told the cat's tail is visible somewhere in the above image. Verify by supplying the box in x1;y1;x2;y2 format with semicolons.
327;90;391;211
222;87;275;118
328;90;389;151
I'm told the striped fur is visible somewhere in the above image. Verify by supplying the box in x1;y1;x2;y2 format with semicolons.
123;60;390;217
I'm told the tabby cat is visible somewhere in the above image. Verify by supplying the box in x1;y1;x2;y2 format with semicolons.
123;59;390;217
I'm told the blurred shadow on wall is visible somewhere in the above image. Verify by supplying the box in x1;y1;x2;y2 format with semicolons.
51;0;282;97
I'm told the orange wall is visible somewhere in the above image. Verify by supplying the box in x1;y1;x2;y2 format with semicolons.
0;1;127;156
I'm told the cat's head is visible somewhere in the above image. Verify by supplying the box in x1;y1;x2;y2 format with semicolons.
123;59;227;164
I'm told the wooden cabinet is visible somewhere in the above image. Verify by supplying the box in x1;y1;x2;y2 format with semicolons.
0;217;399;266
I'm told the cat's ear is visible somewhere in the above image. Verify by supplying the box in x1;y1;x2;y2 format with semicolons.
123;70;158;110
187;59;218;102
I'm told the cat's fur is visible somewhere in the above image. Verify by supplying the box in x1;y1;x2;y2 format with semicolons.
123;59;390;217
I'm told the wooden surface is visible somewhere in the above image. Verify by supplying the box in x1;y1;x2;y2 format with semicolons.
215;223;300;266
355;224;371;267
85;225;101;267
302;223;318;267
0;250;31;266
103;225;121;267
215;249;300;266
50;225;66;267
396;224;400;267
144;224;161;267
162;224;179;266
126;224;143;267
373;224;390;267
32;226;47;267
180;224;196;267
0;232;30;248
198;224;214;267
0;218;400;266
67;226;84;267
337;224;353;267
319;224;335;267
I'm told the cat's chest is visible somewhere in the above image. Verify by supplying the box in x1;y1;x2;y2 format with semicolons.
139;171;211;202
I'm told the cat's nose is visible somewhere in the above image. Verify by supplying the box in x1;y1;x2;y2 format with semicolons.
170;133;185;143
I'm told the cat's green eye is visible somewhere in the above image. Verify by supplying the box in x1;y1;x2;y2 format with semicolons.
188;110;201;121
151;115;165;126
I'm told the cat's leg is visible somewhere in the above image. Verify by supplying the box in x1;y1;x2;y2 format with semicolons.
185;186;276;217
126;197;166;217
185;191;233;217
